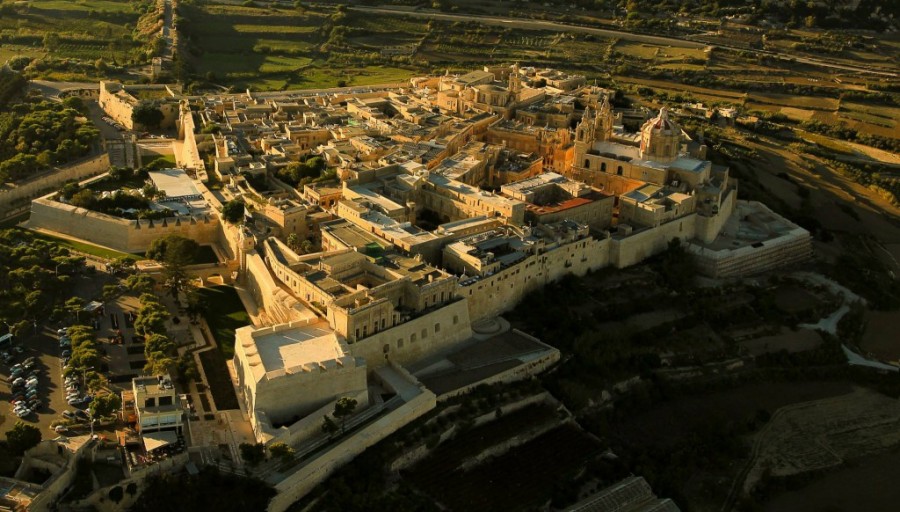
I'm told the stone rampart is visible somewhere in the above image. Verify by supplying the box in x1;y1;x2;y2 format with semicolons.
28;197;221;253
267;388;436;512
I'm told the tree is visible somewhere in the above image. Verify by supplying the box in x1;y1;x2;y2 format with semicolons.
102;284;120;302
132;102;164;129
321;415;338;438
268;442;295;463
286;233;300;252
147;235;199;298
108;486;124;504
333;397;357;434
125;274;156;295
65;296;85;322
90;393;122;418
221;200;245;224
6;421;41;455
239;442;266;466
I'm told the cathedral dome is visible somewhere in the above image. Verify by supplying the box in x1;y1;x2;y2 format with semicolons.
639;108;680;162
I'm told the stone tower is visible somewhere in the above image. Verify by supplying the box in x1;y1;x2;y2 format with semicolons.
508;63;522;103
594;95;614;142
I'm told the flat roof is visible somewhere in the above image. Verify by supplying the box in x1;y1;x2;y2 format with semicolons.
148;169;201;199
252;322;346;375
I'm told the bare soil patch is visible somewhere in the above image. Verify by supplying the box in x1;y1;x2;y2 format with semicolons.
765;449;900;512
861;310;900;362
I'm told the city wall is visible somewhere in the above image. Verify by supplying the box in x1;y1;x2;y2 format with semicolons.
350;299;474;369
28;197;221;253
0;154;110;217
695;189;736;243
611;214;698;268
462;235;610;322
267;387;437;512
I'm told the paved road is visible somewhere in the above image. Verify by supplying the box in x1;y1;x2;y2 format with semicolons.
348;5;898;77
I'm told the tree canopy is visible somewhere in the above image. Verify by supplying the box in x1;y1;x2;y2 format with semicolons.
0;97;99;182
6;421;41;455
132;102;164;128
222;199;245;224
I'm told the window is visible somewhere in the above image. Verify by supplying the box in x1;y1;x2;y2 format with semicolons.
355;328;360;339
421;328;428;339
434;323;441;333
601;162;606;172
453;315;459;325
617;166;623;175
410;333;417;343
363;325;368;337
144;398;155;408
159;396;173;406
381;318;386;329
584;159;590;168
397;338;404;348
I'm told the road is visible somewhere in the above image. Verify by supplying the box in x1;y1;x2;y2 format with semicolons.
347;5;898;77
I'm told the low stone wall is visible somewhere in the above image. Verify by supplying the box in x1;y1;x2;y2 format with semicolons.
267;388;437;512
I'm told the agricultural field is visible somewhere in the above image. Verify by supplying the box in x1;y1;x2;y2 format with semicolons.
745;388;900;508
0;0;159;80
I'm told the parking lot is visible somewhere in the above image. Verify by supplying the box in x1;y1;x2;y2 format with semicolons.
0;329;75;438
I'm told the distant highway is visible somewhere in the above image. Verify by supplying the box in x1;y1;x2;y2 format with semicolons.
349;5;706;49
348;5;898;77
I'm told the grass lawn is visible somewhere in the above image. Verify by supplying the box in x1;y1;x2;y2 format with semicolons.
23;228;134;260
197;286;249;359
198;349;240;411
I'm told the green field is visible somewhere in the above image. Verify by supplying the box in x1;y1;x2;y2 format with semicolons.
197;285;250;358
0;0;154;80
30;0;137;13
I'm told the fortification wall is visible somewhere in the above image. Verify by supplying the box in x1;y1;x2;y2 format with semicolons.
462;235;610;322
268;388;436;512
254;364;368;426
29;197;221;253
349;299;473;369
0;154;110;216
695;188;736;244
611;214;697;268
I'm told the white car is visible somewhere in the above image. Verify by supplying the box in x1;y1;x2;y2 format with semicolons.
15;407;31;418
57;328;68;336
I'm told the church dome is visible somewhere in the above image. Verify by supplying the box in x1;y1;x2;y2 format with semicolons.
639;108;680;162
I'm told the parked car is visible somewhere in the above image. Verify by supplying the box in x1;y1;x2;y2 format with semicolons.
0;353;12;364
61;350;71;358
54;425;68;434
74;410;89;421
57;328;68;336
59;339;70;348
29;400;42;411
10;367;23;377
13;346;23;354
15;408;31;418
61;410;76;420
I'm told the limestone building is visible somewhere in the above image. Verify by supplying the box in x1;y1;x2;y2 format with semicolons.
234;321;368;439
